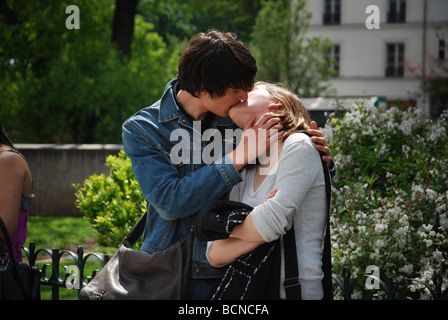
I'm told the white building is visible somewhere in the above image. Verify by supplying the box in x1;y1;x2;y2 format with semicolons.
305;0;448;119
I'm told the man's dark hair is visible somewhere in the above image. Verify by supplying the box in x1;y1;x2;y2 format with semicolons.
177;30;257;99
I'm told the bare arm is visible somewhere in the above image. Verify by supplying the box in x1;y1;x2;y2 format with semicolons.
0;153;26;239
207;236;264;267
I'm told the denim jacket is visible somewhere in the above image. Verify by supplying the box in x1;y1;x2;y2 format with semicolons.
122;79;242;279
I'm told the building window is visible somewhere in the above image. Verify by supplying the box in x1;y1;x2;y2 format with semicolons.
387;0;406;23
386;43;404;77
323;0;341;25
327;44;340;75
439;39;446;60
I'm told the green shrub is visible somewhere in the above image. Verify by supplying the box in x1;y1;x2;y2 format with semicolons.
74;150;146;248
325;102;448;299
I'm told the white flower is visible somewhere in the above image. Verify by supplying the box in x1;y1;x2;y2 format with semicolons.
401;145;411;158
386;172;394;179
376;144;387;157
425;188;437;200
399;264;414;275
399;120;413;136
374;238;386;248
375;223;387;233
439;213;448;229
428;123;446;142
412;184;424;200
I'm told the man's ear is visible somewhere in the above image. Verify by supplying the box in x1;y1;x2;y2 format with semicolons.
200;83;209;96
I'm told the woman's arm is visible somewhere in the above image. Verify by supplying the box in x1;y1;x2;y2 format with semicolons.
229;188;277;242
207;237;264;267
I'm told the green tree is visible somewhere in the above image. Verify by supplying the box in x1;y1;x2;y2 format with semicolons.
0;0;179;143
138;0;261;44
250;0;337;97
187;0;261;43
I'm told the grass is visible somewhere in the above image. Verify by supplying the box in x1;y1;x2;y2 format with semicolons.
25;216;112;253
24;216;117;300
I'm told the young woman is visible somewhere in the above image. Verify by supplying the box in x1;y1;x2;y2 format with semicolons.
0;123;34;262
206;82;328;299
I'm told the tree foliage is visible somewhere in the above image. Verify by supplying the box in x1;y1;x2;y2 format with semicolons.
0;0;178;143
250;0;337;97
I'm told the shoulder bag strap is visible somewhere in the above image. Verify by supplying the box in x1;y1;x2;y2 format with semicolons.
121;212;147;248
283;223;301;299
321;155;334;300
305;131;333;300
0;217;16;261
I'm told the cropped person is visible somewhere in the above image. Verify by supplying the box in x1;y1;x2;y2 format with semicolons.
207;82;329;299
0;123;34;262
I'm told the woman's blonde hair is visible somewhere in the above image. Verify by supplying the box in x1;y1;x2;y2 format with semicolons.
255;81;311;142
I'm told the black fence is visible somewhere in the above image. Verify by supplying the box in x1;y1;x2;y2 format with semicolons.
22;242;446;300
23;241;110;300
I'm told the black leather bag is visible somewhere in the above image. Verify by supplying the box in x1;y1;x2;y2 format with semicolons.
0;218;41;300
79;213;193;300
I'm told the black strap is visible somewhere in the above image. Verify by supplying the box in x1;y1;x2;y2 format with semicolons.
121;212;147;248
0;217;16;261
283;225;301;299
121;211;194;249
321;154;333;300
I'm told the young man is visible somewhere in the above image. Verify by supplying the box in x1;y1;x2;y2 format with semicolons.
122;30;332;299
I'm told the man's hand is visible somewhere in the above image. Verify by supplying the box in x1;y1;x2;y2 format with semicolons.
229;113;283;171
307;121;332;167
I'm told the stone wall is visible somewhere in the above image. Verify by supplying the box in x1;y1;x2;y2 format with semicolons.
16;144;123;217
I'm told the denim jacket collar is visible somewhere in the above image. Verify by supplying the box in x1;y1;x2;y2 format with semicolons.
159;80;181;123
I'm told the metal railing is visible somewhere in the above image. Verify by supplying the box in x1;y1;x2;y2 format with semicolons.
22;243;446;300
332;267;446;300
23;241;110;300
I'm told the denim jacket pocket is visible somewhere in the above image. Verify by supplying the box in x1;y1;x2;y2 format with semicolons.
192;238;227;279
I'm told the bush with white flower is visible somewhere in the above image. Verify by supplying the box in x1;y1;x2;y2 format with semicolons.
325;101;448;299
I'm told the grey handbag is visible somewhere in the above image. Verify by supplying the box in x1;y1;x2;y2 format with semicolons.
79;213;193;300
